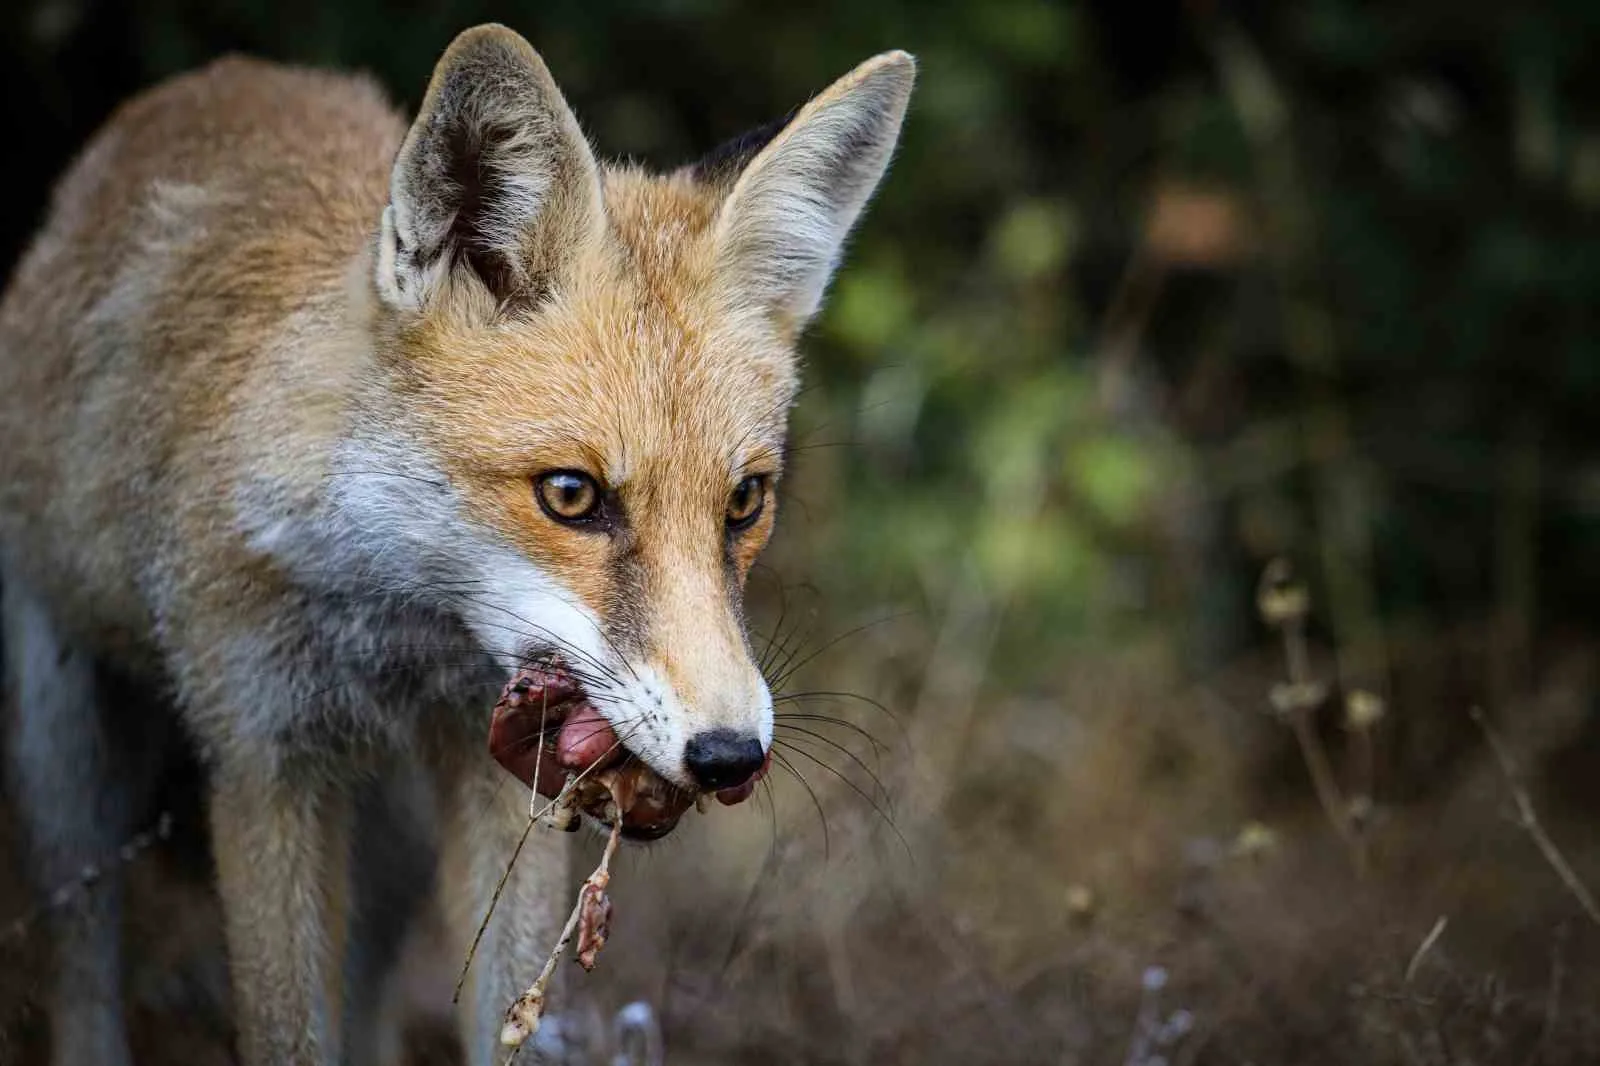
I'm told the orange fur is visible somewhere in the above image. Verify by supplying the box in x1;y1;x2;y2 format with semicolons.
0;24;912;1066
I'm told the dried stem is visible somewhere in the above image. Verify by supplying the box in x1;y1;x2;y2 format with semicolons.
1282;613;1366;875
1260;559;1367;874
453;812;538;1006
1205;17;1391;701
1525;923;1567;1066
1470;707;1600;926
455;689;551;1003
454;743;622;999
1403;915;1448;984
501;812;625;1061
1287;700;1362;871
0;811;173;946
1348;717;1376;816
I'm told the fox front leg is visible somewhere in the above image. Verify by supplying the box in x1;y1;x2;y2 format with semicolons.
208;756;353;1066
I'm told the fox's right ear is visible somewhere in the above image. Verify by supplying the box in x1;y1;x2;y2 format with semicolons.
378;24;603;313
707;51;915;333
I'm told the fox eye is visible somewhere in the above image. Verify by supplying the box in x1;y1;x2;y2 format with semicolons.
726;475;767;531
536;470;602;525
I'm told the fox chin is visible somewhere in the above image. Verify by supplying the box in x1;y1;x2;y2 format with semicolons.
0;21;912;1066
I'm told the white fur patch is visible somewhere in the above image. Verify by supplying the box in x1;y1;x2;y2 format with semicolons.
600;663;773;788
455;539;605;675
301;427;772;784
595;664;690;786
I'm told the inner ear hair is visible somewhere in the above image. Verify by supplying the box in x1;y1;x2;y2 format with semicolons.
438;117;526;301
380;24;602;313
709;51;916;331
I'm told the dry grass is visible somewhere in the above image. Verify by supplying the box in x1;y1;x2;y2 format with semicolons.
3;615;1599;1065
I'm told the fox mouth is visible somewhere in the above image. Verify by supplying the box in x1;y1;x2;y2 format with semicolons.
488;663;768;841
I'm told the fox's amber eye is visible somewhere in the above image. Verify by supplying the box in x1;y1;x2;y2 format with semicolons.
726;475;767;531
536;470;601;525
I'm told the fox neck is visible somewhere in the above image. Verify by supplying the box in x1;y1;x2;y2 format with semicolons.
225;249;478;650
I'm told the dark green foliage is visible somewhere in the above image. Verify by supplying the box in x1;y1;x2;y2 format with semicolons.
5;0;1596;685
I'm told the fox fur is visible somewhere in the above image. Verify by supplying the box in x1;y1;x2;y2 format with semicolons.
0;24;912;1066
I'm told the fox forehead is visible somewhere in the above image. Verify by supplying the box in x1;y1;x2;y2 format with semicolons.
395;168;799;485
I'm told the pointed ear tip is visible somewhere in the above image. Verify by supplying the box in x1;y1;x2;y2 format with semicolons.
439;22;541;67
853;50;917;105
866;50;918;79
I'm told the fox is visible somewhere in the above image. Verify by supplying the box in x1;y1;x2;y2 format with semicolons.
0;23;912;1066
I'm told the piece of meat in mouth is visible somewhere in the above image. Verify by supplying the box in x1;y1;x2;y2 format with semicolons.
488;664;769;840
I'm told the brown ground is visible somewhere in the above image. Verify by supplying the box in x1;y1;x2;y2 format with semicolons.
3;623;1599;1066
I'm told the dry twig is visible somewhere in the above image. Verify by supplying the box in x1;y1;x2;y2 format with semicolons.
455;687;550;1003
1259;559;1368;874
1470;707;1600;926
1523;922;1567;1066
454;691;625;1003
0;811;172;946
500;810;624;1060
1403;915;1448;984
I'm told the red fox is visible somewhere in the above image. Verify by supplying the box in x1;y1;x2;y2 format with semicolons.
0;24;912;1065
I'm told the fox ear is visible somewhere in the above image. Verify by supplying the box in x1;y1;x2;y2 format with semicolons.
709;52;915;330
378;24;603;312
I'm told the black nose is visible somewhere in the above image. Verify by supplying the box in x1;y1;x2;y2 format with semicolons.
684;729;766;791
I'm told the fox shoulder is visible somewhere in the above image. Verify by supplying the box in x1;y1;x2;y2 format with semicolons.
0;55;407;637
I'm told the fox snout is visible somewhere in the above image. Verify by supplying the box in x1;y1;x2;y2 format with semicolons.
599;616;774;793
657;656;773;793
684;730;766;791
631;529;778;791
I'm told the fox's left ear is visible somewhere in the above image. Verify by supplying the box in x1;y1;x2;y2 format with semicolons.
709;52;915;331
378;24;603;313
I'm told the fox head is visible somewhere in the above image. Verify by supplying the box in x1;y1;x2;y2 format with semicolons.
341;25;913;792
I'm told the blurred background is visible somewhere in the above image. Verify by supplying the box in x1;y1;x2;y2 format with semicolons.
3;0;1600;1063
